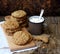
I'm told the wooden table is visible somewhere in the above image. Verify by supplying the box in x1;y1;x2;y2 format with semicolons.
44;17;60;39
0;16;60;54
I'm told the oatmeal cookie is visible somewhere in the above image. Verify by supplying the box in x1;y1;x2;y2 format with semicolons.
11;16;27;23
13;31;30;45
5;27;21;36
2;18;19;30
2;18;21;36
11;10;27;18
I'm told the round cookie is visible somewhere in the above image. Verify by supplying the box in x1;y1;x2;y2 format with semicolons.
2;18;19;29
13;31;30;45
5;15;11;21
11;10;27;18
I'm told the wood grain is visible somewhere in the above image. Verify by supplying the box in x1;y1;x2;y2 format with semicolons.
44;17;60;39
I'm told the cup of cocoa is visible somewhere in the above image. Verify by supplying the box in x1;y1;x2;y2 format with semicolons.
28;16;44;35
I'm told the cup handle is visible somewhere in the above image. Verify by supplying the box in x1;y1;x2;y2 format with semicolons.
43;23;48;27
43;23;51;34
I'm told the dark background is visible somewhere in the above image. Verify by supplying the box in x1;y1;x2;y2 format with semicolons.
0;0;60;16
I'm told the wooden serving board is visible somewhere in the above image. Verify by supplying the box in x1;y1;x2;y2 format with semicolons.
0;24;36;51
6;36;35;51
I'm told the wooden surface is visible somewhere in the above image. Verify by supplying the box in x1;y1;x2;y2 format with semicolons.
44;17;60;39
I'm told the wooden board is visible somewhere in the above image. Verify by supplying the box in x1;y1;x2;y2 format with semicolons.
6;36;35;51
0;24;35;51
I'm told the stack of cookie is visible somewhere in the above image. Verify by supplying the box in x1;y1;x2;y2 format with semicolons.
2;18;21;36
11;10;28;27
2;10;28;36
5;10;28;27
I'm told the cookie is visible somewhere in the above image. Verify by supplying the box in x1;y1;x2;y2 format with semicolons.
11;16;26;23
2;18;19;30
13;31;30;45
11;10;27;18
11;15;27;20
5;27;21;36
2;18;21;36
5;15;11;21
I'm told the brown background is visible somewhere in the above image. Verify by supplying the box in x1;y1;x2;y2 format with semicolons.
0;0;60;16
